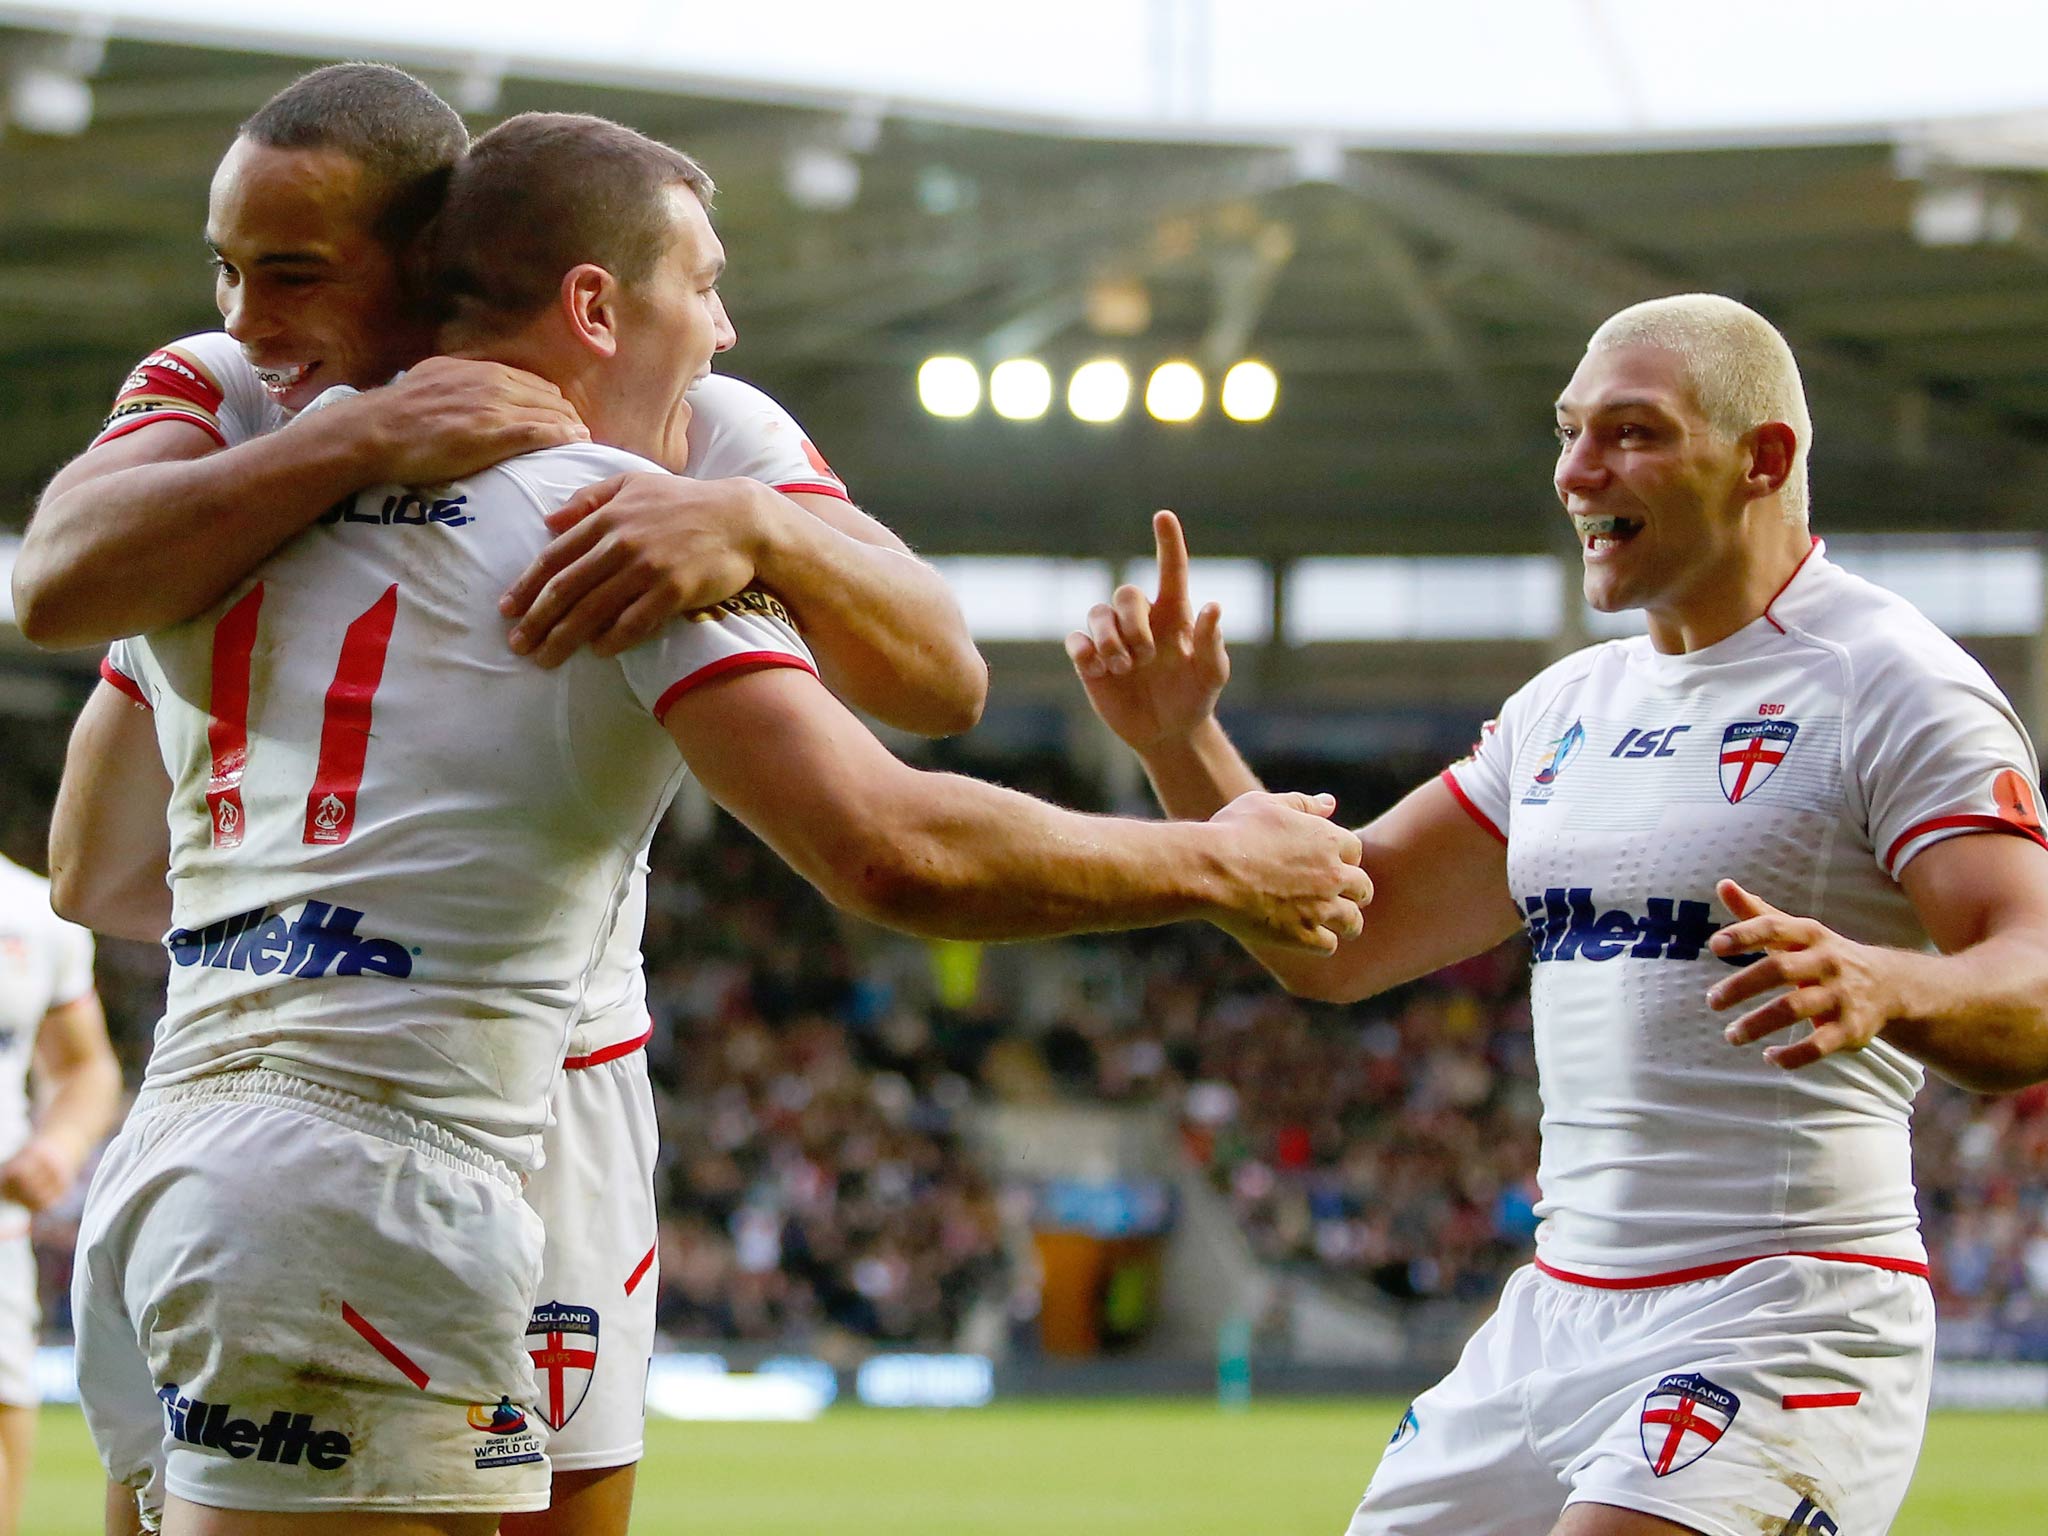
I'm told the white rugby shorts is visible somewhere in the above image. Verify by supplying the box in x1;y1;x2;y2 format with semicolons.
521;1031;660;1471
73;1067;550;1516
1349;1254;1934;1536
0;1225;37;1408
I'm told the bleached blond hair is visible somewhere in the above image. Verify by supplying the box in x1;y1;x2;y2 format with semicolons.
1587;293;1812;523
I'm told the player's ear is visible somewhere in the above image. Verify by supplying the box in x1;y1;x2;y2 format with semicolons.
1744;421;1797;501
559;264;621;359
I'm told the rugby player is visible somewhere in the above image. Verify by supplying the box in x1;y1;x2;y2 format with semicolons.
52;110;1371;1536
1067;295;2048;1536
0;855;121;1536
25;63;985;1536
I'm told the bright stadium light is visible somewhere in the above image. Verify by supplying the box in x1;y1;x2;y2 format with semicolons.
1145;362;1204;423
917;357;981;418
1221;361;1279;423
1068;360;1131;424
989;359;1052;421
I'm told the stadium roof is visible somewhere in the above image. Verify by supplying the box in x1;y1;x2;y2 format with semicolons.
5;4;2048;562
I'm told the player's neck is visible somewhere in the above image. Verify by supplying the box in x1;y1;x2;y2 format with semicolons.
1644;514;1813;655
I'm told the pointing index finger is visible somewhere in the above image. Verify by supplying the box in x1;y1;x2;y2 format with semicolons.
1152;510;1192;621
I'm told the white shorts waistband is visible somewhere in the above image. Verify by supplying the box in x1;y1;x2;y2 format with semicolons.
131;1065;520;1191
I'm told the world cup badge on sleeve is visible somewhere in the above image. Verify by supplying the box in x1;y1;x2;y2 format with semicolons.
1640;1371;1740;1477
527;1301;600;1432
1719;720;1798;804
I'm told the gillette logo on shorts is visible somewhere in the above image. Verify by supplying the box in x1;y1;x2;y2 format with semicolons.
157;1384;353;1470
165;900;413;979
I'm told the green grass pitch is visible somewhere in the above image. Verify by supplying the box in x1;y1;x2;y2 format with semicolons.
23;1399;2047;1532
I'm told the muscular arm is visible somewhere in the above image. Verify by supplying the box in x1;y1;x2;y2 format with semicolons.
13;360;583;648
48;683;174;942
503;473;987;735
0;991;123;1212
1713;833;2048;1093
663;665;1368;950
760;489;986;736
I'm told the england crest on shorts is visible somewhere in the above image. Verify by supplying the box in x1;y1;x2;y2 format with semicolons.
527;1301;600;1432
1719;720;1798;804
1640;1371;1740;1477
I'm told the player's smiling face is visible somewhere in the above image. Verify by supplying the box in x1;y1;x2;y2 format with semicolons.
612;185;736;470
206;138;433;412
1552;344;1754;623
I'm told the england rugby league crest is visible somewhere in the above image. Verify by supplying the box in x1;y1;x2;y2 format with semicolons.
1639;1371;1740;1477
527;1301;599;1432
1719;720;1798;804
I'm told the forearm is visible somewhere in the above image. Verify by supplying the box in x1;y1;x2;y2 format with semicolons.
32;1056;123;1168
830;771;1232;939
1138;716;1266;820
1883;934;2048;1092
18;405;389;646
753;486;987;736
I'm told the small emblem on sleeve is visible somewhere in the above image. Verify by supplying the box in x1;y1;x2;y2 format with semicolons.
101;347;226;437
1993;768;2043;834
800;438;842;481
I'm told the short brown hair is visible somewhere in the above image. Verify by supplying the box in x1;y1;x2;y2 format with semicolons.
433;113;715;344
240;62;468;250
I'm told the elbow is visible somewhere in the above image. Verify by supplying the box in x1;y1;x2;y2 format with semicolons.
925;648;989;738
46;858;96;930
10;555;81;651
1274;965;1371;1007
813;817;961;935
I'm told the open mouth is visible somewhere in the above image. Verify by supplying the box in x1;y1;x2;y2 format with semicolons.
253;361;317;398
1573;513;1642;554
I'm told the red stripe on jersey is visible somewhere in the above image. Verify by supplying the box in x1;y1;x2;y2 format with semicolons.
652;651;818;724
1438;768;1507;846
772;479;851;501
114;349;226;416
562;1023;653;1070
1782;1391;1861;1410
1883;813;2048;876
625;1243;657;1296
303;585;399;846
205;585;265;850
1534;1250;1930;1290
1761;536;1822;634
99;658;151;709
90;410;228;452
342;1301;430;1390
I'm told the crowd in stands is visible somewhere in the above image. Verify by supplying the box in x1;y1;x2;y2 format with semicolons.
13;721;2048;1359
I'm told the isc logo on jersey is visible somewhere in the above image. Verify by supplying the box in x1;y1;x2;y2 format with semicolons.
165;899;413;979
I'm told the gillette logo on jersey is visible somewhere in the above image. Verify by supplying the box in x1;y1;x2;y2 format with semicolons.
1521;888;1745;965
165;900;413;978
158;1384;353;1470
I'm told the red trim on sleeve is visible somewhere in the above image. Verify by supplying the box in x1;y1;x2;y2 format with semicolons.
1534;1250;1929;1290
1781;1391;1861;1410
89;411;228;452
1438;768;1508;846
771;479;851;501
562;1023;653;1071
342;1301;431;1389
652;651;817;724
99;658;151;709
1883;813;2048;876
1761;536;1823;634
625;1243;657;1296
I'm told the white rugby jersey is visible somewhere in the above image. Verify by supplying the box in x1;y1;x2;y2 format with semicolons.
1444;542;2047;1278
95;335;851;1065
104;442;817;1171
0;857;96;1238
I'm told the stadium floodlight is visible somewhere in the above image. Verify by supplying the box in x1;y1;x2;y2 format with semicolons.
1067;360;1132;424
989;359;1052;421
917;357;981;419
1221;361;1279;423
7;65;93;136
1145;362;1204;423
